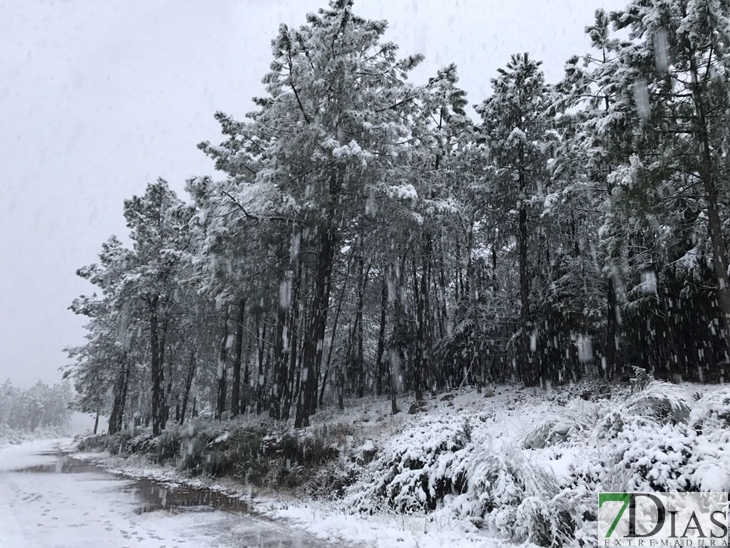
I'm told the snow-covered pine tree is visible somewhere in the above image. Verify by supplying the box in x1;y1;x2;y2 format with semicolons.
66;235;141;434
202;0;423;426
121;180;194;435
592;0;730;378
477;53;555;387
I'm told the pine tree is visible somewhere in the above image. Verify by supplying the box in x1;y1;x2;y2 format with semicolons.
477;54;555;386
122;180;193;435
202;0;423;426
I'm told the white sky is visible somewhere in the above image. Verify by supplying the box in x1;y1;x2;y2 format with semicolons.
0;0;624;388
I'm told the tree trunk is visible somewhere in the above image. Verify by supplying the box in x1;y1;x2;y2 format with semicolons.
243;319;253;412
421;238;433;394
492;229;498;292
605;274;617;379
282;253;302;420
355;252;369;399
159;320;169;431
231;298;246;417
320;246;354;407
436;237;448;341
467;223;485;386
149;295;165;436
375;272;388;396
411;256;424;402
215;313;229;421
295;226;337;428
455;234;464;302
255;316;267;414
108;353;130;435
271;295;288;420
391;255;408;415
518;198;533;386
180;349;196;425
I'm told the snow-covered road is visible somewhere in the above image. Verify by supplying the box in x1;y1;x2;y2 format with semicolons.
0;439;332;548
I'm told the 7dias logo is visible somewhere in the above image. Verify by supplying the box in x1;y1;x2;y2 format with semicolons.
598;492;729;546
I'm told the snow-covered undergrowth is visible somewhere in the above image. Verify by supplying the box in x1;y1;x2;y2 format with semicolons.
73;381;730;548
77;416;352;492
340;381;730;547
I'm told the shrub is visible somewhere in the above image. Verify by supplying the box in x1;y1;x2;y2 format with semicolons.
179;435;208;474
614;422;695;492
467;441;579;547
156;430;181;463
355;416;470;513
178;426;265;479
77;431;135;455
306;459;358;499
76;434;108;452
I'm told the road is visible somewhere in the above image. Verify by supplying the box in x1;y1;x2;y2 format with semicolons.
0;439;333;548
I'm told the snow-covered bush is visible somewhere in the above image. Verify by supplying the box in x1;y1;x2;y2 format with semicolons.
687;388;730;491
624;380;691;424
156;430;182;463
79;417;350;488
598;384;729;494
613;422;694;491
355;416;470;513
76;430;135;455
468;441;558;543
464;438;596;547
690;388;730;432
305;458;359;499
343;382;730;547
522;400;603;449
176;424;264;478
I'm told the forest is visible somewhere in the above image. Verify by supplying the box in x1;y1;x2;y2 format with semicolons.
0;380;72;434
64;0;730;436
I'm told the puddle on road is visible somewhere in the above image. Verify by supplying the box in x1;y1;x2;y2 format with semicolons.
123;482;249;515
17;453;250;515
15;457;104;475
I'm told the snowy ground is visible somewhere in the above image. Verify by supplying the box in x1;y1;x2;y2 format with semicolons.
0;412;106;451
0;438;345;547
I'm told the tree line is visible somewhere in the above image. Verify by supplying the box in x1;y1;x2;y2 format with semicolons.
0;380;72;433
65;0;730;435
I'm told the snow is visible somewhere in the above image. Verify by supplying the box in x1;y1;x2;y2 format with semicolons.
653;27;669;73
267;502;502;548
507;126;527;144
212;431;230;444
633;79;651;120
576;334;593;363
279;278;292;310
289;231;301;261
640;270;657;295
388;184;418;202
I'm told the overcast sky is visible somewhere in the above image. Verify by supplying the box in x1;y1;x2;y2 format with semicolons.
0;0;624;388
